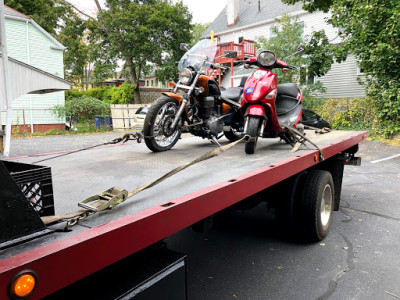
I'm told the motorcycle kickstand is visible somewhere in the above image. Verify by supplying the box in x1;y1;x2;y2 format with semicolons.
209;136;222;147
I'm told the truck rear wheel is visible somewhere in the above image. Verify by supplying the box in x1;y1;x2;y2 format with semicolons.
299;170;334;242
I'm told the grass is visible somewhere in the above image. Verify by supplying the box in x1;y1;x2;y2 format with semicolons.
12;122;114;138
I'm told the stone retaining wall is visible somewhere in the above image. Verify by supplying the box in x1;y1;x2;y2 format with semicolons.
139;87;170;104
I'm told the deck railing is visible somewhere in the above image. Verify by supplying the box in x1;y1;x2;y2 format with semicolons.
215;39;256;64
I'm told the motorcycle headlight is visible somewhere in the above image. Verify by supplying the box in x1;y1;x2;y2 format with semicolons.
258;51;276;67
179;68;193;85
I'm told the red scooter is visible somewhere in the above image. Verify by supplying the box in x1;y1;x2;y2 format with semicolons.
241;50;304;154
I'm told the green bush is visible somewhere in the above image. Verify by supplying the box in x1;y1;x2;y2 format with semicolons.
306;97;384;137
109;82;134;104
65;89;86;101
65;83;136;104
52;96;110;122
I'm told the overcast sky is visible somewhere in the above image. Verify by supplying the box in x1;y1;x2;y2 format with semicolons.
67;0;226;24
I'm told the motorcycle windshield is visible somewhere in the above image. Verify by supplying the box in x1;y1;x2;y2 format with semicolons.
178;39;217;72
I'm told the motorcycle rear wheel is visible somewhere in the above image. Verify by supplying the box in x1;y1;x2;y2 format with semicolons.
224;127;244;142
143;96;181;152
245;116;261;154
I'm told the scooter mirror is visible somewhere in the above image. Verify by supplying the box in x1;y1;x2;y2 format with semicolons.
224;50;237;58
180;43;189;51
244;64;250;69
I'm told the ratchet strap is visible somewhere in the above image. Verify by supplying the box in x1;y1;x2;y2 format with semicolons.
303;125;331;134
280;123;325;161
41;136;246;228
42;125;328;228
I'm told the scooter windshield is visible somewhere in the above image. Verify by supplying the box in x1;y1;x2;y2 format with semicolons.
178;39;217;72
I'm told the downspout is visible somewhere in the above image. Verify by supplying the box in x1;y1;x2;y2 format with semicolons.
26;20;33;133
0;0;13;156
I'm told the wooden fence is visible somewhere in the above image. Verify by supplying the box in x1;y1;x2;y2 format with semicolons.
110;104;144;131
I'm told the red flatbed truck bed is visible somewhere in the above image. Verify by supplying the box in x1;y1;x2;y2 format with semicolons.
0;130;366;299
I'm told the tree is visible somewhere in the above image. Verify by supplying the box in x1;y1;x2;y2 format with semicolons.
5;0;114;89
93;0;193;104
5;0;67;35
257;14;332;97
190;23;210;47
282;0;400;137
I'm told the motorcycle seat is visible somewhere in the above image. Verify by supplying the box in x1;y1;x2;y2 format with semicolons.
277;83;298;98
221;87;243;102
220;76;249;103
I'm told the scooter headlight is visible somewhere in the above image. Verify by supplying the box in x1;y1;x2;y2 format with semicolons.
258;51;276;67
179;68;193;85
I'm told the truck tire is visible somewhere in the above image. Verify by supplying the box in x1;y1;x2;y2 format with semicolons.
143;96;181;152
245;116;261;154
299;170;334;242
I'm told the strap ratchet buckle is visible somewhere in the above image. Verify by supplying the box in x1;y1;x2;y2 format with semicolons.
78;187;128;212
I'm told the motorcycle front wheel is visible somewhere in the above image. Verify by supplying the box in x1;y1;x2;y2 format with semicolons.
143;96;181;152
245;116;261;154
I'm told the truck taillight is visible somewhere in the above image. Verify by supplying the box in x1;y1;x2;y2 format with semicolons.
9;270;37;299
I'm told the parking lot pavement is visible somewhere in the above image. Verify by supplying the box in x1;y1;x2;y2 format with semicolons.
166;139;400;300
8;132;134;158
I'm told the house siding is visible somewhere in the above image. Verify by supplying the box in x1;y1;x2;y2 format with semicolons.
2;16;65;128
214;9;363;98
317;55;365;98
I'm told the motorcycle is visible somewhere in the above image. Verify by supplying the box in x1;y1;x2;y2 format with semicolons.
143;39;244;152
241;50;304;154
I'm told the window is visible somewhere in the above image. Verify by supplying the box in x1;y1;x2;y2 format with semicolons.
297;21;304;39
238;36;244;43
299;65;315;85
269;26;278;38
151;79;154;87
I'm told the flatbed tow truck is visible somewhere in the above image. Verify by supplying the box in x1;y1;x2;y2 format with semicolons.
0;130;366;299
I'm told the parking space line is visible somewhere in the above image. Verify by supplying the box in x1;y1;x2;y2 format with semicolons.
370;153;400;164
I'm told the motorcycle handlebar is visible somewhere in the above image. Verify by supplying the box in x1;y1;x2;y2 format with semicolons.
207;63;228;70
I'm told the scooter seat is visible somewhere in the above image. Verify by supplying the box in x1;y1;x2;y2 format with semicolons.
277;83;298;98
221;87;243;102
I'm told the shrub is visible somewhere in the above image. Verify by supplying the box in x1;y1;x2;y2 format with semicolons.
306;97;383;137
66;83;136;104
109;82;135;104
52;96;110;123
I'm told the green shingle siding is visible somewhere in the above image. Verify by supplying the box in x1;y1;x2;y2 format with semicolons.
3;16;65;127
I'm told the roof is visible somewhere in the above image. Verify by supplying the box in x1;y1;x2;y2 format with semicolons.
4;5;31;20
3;5;65;50
0;53;72;102
202;0;304;38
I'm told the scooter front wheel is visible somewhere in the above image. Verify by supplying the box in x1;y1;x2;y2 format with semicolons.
245;116;262;154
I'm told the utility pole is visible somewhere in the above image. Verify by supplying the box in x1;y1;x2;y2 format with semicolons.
0;0;13;157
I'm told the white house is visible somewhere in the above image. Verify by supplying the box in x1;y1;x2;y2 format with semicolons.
203;0;365;98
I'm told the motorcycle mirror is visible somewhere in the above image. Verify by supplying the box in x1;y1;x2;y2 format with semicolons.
224;50;237;58
244;64;250;69
180;43;189;51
